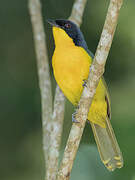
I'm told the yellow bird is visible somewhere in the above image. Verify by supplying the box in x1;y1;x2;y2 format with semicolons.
48;19;123;171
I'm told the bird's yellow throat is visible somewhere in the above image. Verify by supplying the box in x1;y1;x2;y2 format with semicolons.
53;27;75;47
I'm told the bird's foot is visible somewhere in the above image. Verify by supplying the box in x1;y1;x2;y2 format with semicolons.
82;79;87;87
72;112;79;123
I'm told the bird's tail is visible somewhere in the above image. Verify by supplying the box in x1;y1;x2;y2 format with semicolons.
90;117;123;171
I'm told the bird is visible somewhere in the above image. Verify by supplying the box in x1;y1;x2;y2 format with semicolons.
47;19;123;171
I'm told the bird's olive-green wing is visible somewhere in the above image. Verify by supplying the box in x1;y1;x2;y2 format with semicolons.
87;51;123;171
91;77;123;171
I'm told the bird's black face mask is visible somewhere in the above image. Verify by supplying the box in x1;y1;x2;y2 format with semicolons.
47;19;90;54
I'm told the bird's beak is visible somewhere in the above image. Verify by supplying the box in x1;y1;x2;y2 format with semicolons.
47;19;59;27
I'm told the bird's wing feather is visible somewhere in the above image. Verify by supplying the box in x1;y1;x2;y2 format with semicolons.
87;50;123;171
91;119;123;171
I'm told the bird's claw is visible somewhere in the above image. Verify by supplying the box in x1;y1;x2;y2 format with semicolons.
72;112;79;123
82;79;87;87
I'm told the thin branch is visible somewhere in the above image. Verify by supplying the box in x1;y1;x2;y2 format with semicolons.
46;0;88;179
29;1;65;179
46;86;65;180
69;0;87;26
57;0;123;179
29;1;65;180
28;0;52;171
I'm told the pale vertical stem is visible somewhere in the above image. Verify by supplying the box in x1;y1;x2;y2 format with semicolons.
69;0;87;26
29;0;66;179
57;0;123;179
28;0;52;171
46;86;65;180
47;0;88;179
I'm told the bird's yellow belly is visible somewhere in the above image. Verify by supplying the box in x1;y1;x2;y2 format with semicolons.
52;46;107;127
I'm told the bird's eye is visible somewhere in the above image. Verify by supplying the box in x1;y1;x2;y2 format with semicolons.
64;23;71;29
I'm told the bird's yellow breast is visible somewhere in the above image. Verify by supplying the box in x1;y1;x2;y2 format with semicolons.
52;27;107;127
52;44;91;105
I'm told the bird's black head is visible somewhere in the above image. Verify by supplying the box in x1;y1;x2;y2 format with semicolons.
47;19;89;52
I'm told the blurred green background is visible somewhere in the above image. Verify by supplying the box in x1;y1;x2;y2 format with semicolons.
1;0;135;179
